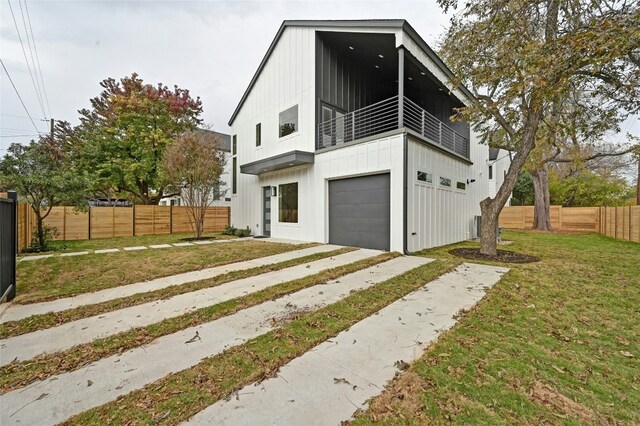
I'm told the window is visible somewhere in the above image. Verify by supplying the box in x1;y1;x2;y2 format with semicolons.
278;182;298;223
417;171;433;183
488;164;493;180
256;123;261;147
279;105;298;137
456;181;466;190
232;157;237;194
232;135;237;155
439;177;451;187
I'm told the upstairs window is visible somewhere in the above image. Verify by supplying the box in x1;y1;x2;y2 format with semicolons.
279;105;298;138
488;164;493;180
279;182;298;223
256;123;261;147
232;135;237;155
232;157;237;194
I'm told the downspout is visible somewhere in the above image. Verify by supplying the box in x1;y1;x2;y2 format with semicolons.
403;133;411;255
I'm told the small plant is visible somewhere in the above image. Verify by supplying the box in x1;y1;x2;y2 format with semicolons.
234;226;251;238
25;225;59;252
222;225;237;236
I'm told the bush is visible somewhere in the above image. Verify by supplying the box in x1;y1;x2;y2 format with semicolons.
234;227;251;238
26;225;59;252
222;225;237;236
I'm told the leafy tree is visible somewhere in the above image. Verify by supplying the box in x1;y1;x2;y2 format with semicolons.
77;73;203;205
511;171;535;206
0;135;88;250
437;0;639;255
548;168;633;207
161;129;226;238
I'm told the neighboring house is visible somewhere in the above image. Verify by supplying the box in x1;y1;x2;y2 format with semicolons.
229;19;497;252
488;148;513;205
159;129;232;207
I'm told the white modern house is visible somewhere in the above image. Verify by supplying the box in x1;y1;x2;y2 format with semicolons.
229;19;498;252
159;129;232;207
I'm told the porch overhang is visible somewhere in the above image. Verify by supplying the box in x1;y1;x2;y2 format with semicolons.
240;150;315;175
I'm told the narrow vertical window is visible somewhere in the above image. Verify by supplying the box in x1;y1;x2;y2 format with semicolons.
232;135;237;155
488;164;493;180
232;157;237;194
256;123;261;147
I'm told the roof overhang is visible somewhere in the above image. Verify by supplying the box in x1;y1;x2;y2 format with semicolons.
240;150;314;175
228;19;475;126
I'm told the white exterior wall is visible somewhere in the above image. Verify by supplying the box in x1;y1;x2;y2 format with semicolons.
406;131;489;252
234;134;405;252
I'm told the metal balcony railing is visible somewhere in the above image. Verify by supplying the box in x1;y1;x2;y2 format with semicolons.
316;95;469;159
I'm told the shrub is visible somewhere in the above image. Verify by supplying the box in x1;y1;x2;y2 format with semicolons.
222;225;237;236
26;225;59;252
234;227;251;238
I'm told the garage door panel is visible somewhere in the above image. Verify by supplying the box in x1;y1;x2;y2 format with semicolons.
329;174;390;251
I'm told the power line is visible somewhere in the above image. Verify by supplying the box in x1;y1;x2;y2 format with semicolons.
0;113;47;121
6;0;47;119
23;0;51;118
0;58;42;133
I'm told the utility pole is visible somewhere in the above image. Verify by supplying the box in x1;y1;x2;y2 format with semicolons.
50;118;54;144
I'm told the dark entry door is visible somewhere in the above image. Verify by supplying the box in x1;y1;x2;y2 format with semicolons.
263;186;271;237
328;173;390;251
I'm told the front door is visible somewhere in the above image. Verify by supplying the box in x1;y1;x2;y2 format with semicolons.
263;186;271;237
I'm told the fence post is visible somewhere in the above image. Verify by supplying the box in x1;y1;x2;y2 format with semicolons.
132;204;136;236
87;206;92;240
170;204;173;234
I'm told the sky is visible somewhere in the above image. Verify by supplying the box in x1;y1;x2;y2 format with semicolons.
1;0;638;159
0;0;453;153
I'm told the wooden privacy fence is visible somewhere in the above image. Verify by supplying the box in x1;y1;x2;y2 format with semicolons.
499;205;640;243
17;205;230;252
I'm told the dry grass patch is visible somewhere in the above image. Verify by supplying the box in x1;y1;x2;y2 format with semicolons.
16;240;312;303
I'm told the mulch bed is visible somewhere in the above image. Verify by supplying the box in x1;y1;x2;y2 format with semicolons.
180;236;216;242
449;248;540;263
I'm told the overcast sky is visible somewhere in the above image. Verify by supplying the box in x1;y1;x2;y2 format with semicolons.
0;0;453;152
1;0;637;157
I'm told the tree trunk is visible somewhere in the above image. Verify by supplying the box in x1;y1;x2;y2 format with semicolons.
479;109;542;256
36;214;45;250
532;166;553;230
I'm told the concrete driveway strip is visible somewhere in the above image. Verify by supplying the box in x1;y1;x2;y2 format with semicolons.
184;263;509;426
0;256;432;426
0;249;378;366
1;245;342;324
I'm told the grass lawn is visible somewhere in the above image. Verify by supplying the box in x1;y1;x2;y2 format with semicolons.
20;231;234;255
353;231;640;424
16;239;313;304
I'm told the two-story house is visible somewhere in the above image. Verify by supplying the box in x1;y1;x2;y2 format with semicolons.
229;19;496;252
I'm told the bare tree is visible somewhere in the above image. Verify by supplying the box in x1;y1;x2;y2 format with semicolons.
161;129;226;239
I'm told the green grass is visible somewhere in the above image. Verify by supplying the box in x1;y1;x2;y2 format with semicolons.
15;240;313;304
352;231;640;425
1;248;354;338
21;231;235;254
1;251;397;394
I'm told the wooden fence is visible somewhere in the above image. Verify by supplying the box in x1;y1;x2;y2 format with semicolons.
499;205;640;243
16;205;230;252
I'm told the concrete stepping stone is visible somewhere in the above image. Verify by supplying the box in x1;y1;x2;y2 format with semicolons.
192;240;215;245
172;242;195;247
94;248;120;254
59;251;89;257
149;244;173;249
184;263;509;425
0;255;431;426
18;254;53;262
0;249;379;365
1;245;342;323
123;246;147;251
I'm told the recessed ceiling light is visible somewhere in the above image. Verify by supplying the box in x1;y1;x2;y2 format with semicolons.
420;71;426;75
378;54;384;58
375;65;379;69
348;46;354;50
408;77;413;80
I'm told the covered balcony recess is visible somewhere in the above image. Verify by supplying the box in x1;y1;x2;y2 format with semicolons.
315;31;470;159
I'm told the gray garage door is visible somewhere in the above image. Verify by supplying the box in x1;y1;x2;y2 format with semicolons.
329;173;390;251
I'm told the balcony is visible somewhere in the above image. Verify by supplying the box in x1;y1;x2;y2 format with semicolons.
316;95;469;159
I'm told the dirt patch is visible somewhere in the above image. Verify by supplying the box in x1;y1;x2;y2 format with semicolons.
449;248;540;263
530;381;597;424
180;236;216;242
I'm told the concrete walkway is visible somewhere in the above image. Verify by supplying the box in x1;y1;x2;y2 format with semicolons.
184;263;509;426
0;249;380;365
0;256;431;426
1;245;341;323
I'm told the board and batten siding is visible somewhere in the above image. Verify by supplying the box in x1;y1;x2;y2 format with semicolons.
406;132;488;252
